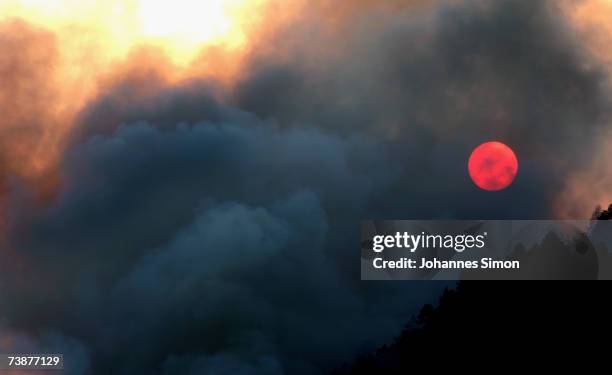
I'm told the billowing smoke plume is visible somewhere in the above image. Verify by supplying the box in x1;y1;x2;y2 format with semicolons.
1;0;611;374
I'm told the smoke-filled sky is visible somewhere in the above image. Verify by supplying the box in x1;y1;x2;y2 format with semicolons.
1;0;612;374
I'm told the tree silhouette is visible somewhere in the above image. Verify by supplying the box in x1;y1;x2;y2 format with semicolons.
595;204;612;220
335;204;612;373
334;272;612;373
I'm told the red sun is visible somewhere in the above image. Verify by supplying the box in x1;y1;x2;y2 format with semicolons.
468;141;518;191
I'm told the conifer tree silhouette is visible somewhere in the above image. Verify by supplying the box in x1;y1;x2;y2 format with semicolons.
335;204;612;374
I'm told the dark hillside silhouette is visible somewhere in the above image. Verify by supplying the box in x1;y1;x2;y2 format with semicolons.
335;204;612;374
595;204;612;220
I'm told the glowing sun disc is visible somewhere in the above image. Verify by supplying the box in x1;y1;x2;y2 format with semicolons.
468;141;518;191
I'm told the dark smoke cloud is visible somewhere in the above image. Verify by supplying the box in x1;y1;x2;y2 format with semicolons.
4;96;441;374
234;0;610;217
1;0;611;374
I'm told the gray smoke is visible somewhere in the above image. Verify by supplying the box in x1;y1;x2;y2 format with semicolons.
1;0;611;374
